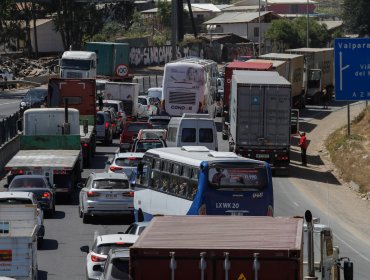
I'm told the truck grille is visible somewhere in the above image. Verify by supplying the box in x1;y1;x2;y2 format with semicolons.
66;72;83;79
169;91;196;105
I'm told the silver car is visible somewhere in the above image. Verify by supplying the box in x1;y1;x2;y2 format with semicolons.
78;172;134;223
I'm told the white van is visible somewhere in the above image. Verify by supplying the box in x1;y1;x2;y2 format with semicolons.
166;113;218;150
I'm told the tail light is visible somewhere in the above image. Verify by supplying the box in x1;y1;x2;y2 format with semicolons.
87;191;100;197
122;191;134;197
105;122;109;129
42;192;50;198
91;254;106;262
267;205;273;217
109;166;123;172
83;143;89;148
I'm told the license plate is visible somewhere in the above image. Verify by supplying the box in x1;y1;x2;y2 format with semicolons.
106;194;117;199
230;212;244;216
256;154;269;159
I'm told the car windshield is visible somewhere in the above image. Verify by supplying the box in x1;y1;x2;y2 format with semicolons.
0;198;33;204
93;179;129;189
26;89;47;99
135;141;164;152
95;243;133;255
115;158;141;167
10;178;46;188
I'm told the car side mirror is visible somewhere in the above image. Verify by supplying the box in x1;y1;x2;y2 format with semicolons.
80;245;89;254
52;184;57;189
106;160;112;165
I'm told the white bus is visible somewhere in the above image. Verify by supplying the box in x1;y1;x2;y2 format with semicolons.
161;57;218;117
131;146;274;222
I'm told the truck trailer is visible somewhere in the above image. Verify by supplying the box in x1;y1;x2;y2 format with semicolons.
47;78;96;167
104;81;139;120
222;61;273;140
5;108;83;200
228;70;292;171
258;52;305;108
0;204;39;280
130;215;304;280
285;48;334;104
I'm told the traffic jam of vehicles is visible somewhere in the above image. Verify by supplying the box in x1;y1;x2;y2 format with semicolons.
0;46;356;280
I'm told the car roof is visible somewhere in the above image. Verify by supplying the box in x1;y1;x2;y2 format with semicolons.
13;175;46;179
0;191;35;199
102;99;122;104
147;87;162;91
91;172;128;180
115;152;144;159
96;234;138;245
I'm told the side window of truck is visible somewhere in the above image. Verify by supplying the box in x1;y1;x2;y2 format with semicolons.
181;128;196;143
199;128;213;143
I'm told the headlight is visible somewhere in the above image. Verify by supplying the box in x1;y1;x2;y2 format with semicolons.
20;101;27;107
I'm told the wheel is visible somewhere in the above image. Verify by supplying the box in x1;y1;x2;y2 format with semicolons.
52;202;56;215
78;205;83;218
82;212;90;224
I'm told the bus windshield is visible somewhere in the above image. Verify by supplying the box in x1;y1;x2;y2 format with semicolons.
208;162;267;190
61;59;92;70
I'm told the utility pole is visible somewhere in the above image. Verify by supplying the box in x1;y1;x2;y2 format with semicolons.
258;0;261;56
171;0;178;61
306;0;309;47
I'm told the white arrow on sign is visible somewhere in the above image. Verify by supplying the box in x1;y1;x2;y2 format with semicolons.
339;51;350;92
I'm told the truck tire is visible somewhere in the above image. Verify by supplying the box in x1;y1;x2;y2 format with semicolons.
78;206;83;218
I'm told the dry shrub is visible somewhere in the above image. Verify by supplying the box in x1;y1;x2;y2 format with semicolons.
325;106;370;193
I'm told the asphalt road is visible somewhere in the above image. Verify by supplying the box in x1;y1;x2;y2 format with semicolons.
0;91;369;279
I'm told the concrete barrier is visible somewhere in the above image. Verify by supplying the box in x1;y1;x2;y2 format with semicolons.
0;135;20;176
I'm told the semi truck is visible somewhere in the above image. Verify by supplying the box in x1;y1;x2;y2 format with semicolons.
103;81;140;120
285;48;334;104
0;204;39;280
130;215;304;280
130;214;353;280
228;70;292;171
47;78;96;167
258;52;305;108
5;108;83;199
221;61;273;140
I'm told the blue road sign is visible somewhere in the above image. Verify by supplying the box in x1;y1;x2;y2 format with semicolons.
334;38;370;101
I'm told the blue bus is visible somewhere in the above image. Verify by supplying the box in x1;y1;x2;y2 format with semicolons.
132;146;274;222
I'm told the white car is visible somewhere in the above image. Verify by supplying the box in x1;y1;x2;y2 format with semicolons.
80;233;138;280
146;87;163;100
137;95;158;118
107;152;144;177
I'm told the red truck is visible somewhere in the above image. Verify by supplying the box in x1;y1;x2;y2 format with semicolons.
222;61;273;140
47;78;96;167
130;215;303;280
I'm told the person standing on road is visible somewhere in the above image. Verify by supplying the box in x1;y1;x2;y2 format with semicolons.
298;132;308;166
321;87;328;109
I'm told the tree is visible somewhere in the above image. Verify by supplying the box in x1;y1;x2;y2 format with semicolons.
0;0;24;51
342;0;370;37
265;17;329;50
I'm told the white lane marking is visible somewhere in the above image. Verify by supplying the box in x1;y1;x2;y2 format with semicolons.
0;101;19;106
333;233;370;263
293;201;299;207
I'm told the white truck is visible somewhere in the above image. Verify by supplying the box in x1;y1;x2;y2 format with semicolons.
259;52;305;108
5;108;83;200
285;48;334;104
228;70;292;172
0;204;39;280
59;51;97;79
103;82;140;119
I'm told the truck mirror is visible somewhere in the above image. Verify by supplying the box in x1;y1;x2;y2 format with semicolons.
343;260;353;280
83;119;89;134
291;109;299;135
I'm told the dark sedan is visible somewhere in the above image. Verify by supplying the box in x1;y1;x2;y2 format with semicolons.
20;87;48;114
5;175;56;216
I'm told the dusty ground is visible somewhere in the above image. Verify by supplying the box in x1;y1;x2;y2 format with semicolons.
289;101;370;244
326;106;370;194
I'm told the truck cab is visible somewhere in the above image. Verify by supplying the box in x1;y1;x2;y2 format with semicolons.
59;51;97;79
